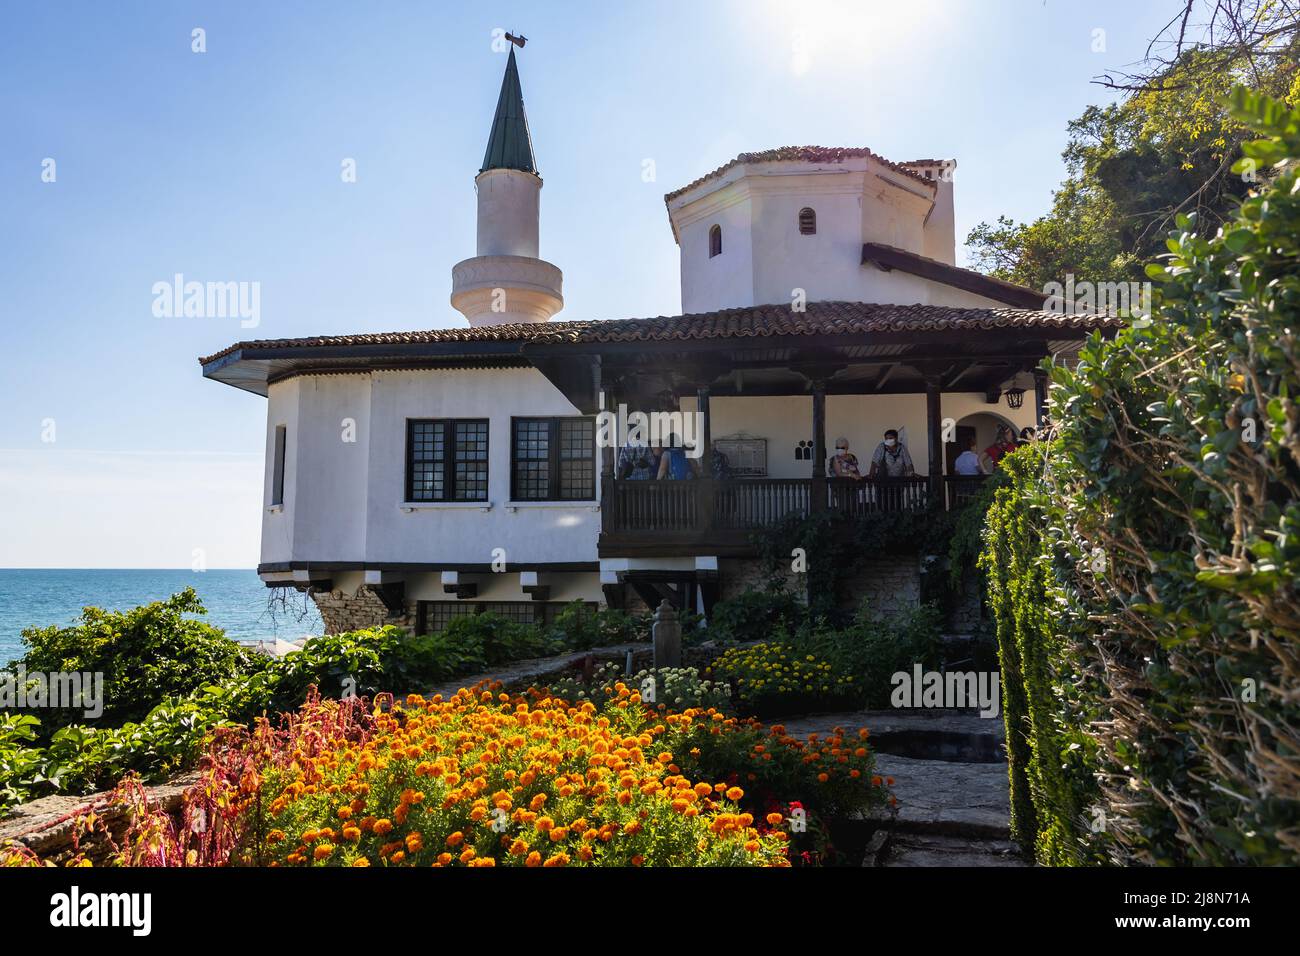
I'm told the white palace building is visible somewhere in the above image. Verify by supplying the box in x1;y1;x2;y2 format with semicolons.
201;47;1115;634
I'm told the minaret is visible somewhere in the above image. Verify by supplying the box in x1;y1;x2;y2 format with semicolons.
451;42;563;327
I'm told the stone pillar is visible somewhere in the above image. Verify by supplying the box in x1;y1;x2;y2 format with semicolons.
652;599;681;669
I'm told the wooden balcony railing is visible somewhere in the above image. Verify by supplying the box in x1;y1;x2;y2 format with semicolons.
601;475;985;541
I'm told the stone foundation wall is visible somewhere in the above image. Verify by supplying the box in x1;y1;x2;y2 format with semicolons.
842;556;922;616
945;572;984;634
310;587;415;634
718;558;804;603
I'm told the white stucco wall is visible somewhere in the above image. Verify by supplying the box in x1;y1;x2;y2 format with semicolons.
671;157;1007;314
260;368;602;570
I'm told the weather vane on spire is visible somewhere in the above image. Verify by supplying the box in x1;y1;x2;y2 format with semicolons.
504;31;527;49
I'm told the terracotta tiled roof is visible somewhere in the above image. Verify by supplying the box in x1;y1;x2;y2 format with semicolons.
199;302;1119;366
662;146;936;203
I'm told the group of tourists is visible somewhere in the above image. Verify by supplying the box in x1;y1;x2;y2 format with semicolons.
830;424;1035;481
616;423;1035;483
616;438;721;481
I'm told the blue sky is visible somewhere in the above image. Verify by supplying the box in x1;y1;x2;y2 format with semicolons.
0;0;1178;567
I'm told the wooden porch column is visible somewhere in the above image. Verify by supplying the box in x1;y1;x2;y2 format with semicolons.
600;371;617;482
811;379;827;512
696;384;712;462
696;383;715;530
925;377;943;509
1033;368;1049;429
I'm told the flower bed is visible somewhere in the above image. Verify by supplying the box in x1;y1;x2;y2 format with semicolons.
3;682;891;867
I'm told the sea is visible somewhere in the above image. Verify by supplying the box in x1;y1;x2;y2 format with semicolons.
0;569;323;667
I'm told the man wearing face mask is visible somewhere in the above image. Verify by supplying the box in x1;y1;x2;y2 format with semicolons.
868;428;914;511
868;429;914;479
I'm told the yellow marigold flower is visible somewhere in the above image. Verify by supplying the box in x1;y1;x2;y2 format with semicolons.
351;857;370;867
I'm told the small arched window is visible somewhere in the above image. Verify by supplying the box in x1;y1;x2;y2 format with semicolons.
708;224;722;258
798;207;817;235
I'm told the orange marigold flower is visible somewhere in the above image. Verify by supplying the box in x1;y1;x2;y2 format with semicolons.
525;851;542;867
446;831;465;847
725;787;744;801
766;812;783;826
313;844;334;861
543;852;569;867
351;857;370;867
342;825;361;842
336;806;353;821
459;848;477;864
631;855;644;866
817;773;829;783
373;819;394;836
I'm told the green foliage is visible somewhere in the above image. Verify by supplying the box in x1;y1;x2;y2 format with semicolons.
7;588;258;734
711;603;944;716
755;508;970;620
985;90;1300;865
705;589;805;644
805;604;946;710
979;446;1096;865
548;601;646;650
966;45;1296;290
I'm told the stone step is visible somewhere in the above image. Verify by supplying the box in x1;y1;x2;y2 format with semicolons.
885;833;1026;867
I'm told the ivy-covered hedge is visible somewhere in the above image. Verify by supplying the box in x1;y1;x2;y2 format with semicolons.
983;89;1300;865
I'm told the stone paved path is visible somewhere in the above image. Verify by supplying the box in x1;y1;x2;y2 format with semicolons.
779;709;1024;866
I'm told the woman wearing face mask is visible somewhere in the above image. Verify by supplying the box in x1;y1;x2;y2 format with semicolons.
829;437;863;479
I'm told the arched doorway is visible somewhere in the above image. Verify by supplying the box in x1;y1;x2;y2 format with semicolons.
947;412;1017;474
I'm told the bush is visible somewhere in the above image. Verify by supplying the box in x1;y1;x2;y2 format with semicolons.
983;89;1300;865
548;602;646;650
805;604;945;709
6;588;258;733
705;590;805;644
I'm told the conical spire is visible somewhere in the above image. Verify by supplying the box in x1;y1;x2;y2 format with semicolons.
480;47;537;174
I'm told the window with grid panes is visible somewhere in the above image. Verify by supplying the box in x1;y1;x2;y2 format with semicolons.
417;601;597;635
406;420;488;502
511;417;595;501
